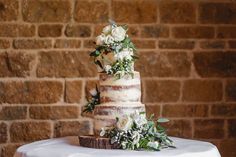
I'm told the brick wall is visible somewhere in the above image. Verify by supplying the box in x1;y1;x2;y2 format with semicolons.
0;0;236;157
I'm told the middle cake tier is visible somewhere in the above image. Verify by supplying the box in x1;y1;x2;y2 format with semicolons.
99;71;141;103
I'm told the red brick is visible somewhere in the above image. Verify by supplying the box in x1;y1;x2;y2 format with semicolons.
127;26;140;38
194;119;224;139
199;3;236;24
10;122;51;142
144;80;180;103
37;51;97;77
93;24;106;37
217;26;236;38
0;24;35;37
183;80;222;102
0;106;27;120
0;52;35;77
163;104;208;118
159;40;195;49
219;139;236;157
13;39;52;49
0;122;7;143
226;80;236;102
1;144;22;157
160;1;196;24
162;120;192;138
54;120;91;137
0;39;10;49
0;81;63;104
65;81;82;103
83;39;95;49
145;104;161;118
0;0;18;21
38;24;63;37
74;0;108;23
199;40;225;49
228;119;236;138
194;52;236;77
141;25;169;38
133;40;156;49
211;104;236;117
135;51;191;77
54;39;81;49
229;40;236;49
29;106;79;120
172;26;214;39
112;0;158;23
65;25;91;37
22;0;71;22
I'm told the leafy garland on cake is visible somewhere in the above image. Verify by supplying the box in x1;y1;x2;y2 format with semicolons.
83;21;175;151
83;85;100;113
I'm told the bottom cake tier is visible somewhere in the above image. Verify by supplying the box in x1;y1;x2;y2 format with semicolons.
93;102;146;135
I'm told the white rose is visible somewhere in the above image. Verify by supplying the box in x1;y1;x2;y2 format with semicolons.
147;141;159;149
132;111;147;127
102;25;112;35
104;65;112;72
114;48;133;60
117;115;133;131
104;35;114;44
96;34;105;45
89;89;97;96
111;26;126;42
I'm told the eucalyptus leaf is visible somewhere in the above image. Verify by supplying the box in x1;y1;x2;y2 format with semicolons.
157;118;170;123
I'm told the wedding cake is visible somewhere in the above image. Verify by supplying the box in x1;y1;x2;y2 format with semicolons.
80;21;174;151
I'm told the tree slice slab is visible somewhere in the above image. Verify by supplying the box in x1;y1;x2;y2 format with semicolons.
79;135;119;149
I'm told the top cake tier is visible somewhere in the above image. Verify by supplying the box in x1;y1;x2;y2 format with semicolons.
99;71;141;103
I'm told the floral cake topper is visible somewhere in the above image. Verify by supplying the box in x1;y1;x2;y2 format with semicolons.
90;20;138;79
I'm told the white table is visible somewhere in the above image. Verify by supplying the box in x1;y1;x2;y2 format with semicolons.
14;136;221;157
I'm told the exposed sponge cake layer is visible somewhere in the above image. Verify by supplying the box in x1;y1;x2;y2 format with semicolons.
94;102;145;135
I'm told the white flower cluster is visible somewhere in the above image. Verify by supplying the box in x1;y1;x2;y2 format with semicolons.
94;23;135;76
116;111;147;131
96;25;126;45
100;111;174;151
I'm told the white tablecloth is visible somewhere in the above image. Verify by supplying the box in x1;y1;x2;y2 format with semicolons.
14;136;221;157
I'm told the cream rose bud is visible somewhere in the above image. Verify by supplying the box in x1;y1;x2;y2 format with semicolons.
115;48;133;60
111;26;126;42
104;35;114;44
96;34;105;45
102;25;112;35
147;141;159;149
89;89;97;96
104;65;112;72
117;115;133;131
132;111;147;127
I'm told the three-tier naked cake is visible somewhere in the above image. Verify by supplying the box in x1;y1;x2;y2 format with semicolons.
79;21;173;151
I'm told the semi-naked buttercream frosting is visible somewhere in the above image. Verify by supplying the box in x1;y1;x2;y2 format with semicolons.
94;71;145;135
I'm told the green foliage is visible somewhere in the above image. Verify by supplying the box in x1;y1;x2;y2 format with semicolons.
102;113;175;151
83;85;100;113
